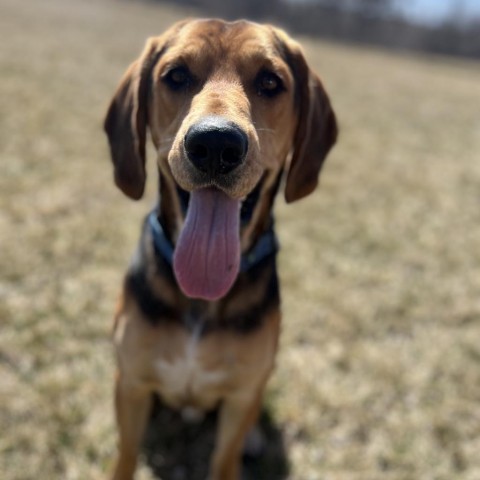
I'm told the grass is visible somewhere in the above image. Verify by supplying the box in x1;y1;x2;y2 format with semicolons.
1;0;480;478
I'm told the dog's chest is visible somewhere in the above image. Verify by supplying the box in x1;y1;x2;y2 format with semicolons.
154;320;229;410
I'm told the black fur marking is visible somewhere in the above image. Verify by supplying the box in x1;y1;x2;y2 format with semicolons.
125;268;179;322
240;175;265;224
125;220;179;323
207;258;280;335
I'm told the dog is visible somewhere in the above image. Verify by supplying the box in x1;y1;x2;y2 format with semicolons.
104;18;337;480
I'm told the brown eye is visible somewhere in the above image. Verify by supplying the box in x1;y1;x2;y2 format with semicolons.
163;66;192;91
256;70;284;97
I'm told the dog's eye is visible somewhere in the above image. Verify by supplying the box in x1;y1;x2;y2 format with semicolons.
163;66;192;91
256;71;284;97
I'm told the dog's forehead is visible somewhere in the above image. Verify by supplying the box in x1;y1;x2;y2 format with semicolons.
167;19;282;65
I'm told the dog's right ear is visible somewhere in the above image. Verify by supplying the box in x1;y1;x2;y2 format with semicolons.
104;38;164;200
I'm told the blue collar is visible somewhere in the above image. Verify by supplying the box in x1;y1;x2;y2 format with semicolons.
148;210;279;273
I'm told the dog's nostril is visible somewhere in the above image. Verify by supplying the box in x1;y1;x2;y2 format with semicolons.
218;147;243;175
185;142;211;173
221;147;242;166
188;144;209;162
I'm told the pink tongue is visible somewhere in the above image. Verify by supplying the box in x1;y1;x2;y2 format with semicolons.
173;188;241;301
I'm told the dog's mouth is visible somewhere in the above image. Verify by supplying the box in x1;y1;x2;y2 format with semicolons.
173;187;241;301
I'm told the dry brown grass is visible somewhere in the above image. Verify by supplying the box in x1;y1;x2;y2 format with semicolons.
1;0;480;478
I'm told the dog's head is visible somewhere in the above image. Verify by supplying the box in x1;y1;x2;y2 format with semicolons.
105;19;337;300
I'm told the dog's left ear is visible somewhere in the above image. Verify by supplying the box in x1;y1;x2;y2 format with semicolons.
104;38;163;200
280;36;338;203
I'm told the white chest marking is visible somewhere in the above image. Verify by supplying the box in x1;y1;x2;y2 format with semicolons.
155;321;227;399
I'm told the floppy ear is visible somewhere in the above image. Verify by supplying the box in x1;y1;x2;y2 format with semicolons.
104;38;164;200
283;41;338;203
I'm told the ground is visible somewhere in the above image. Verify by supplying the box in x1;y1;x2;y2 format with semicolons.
1;0;480;479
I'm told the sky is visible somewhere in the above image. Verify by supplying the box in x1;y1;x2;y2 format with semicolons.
396;0;480;24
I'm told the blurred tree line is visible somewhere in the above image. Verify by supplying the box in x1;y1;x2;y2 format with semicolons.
147;0;480;59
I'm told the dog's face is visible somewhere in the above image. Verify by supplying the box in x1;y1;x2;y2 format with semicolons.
104;19;337;300
149;20;299;199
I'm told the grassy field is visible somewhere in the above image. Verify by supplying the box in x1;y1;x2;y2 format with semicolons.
1;0;480;478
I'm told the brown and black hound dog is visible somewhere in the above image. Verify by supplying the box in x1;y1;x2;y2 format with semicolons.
104;18;337;480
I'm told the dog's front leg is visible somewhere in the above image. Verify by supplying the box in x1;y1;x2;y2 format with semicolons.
111;374;152;480
209;388;264;480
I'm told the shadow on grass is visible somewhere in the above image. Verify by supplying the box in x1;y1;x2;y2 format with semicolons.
143;395;290;480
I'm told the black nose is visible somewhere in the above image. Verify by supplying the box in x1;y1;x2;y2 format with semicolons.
184;116;248;176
